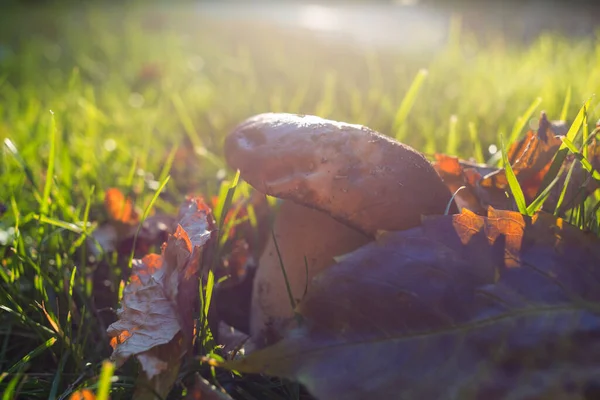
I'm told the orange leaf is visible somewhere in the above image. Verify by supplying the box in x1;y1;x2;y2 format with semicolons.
104;188;137;224
68;389;95;400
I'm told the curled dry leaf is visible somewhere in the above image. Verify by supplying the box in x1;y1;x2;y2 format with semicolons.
224;208;600;400
435;113;600;214
107;197;214;399
480;113;563;202
433;154;488;214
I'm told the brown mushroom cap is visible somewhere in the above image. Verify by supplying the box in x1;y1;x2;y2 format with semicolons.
225;113;455;235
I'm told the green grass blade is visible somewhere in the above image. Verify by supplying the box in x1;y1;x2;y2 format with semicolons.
468;122;485;163
215;170;240;232
96;360;115;400
158;144;179;185
508;96;542;145
203;269;215;320
554;161;577;215
5;337;57;374
35;215;84;234
536;96;593;199
560;85;572;121
561;137;600;181
393;69;428;141
127;175;171;268
3;138;39;193
271;228;296;311
2;372;25;400
40;111;57;217
171;93;203;149
582;105;589;159
526;172;561;215
446;115;458;155
49;349;70;400
501;134;528;214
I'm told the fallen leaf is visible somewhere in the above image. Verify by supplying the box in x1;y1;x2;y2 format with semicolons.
434;113;600;214
104;188;138;224
68;389;95;400
433;154;486;214
481;113;563;202
107;197;214;399
224;208;600;400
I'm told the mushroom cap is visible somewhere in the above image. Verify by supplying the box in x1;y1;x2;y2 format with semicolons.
225;113;455;235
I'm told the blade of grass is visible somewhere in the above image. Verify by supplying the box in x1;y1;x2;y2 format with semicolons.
214;170;241;234
554;160;577;215
96;360;115;400
446;115;458;155
561;137;600;181
560;85;572;121
5;337;57;374
3;138;40;197
157;143;179;185
536;96;593;199
270;228;296;312
49;349;71;400
2;372;25;400
501;134;528;214
40;111;57;217
171;93;203;149
526;168;563;214
393;69;428;141
582;105;589;159
468;122;485;163
127;175;171;268
507;96;542;145
35;215;84;234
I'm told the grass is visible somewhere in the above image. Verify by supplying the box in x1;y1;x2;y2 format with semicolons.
1;2;600;399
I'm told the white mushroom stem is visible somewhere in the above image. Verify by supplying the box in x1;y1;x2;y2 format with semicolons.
252;201;369;337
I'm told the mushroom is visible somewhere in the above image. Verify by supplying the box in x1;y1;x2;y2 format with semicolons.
224;113;456;338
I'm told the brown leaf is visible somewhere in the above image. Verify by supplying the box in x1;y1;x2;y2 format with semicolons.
480;113;562;202
433;154;486;214
104;188;138;224
434;113;599;214
224;208;600;400
107;197;214;399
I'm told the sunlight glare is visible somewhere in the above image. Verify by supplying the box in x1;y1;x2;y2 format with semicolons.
299;5;341;32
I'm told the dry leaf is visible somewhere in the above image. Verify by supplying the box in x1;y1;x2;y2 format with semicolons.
107;197;214;399
480;113;563;202
224;208;600;400
433;154;486;213
68;389;95;400
434;113;600;214
104;188;138;224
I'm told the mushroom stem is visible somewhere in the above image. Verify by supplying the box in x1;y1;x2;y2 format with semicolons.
252;201;369;337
